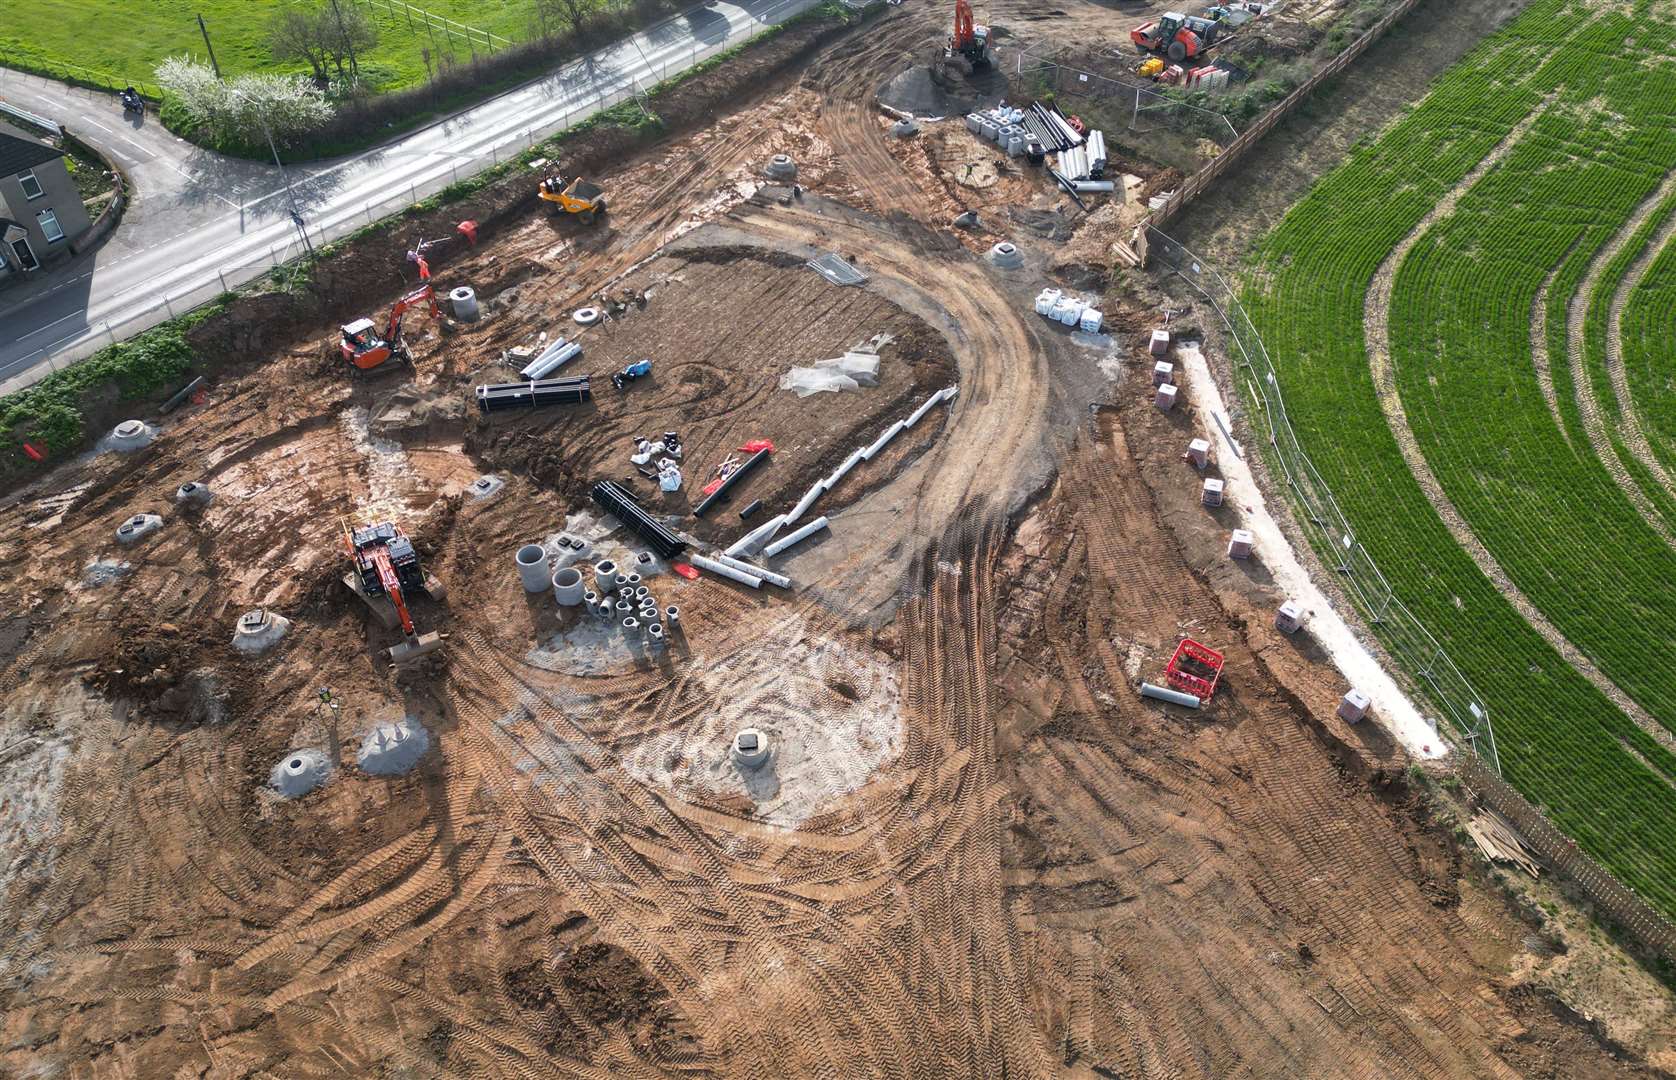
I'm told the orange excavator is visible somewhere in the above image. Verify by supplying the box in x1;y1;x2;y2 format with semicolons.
339;283;444;372
946;0;990;69
341;519;446;664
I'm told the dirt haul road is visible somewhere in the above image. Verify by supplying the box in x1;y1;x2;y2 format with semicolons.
0;2;1664;1077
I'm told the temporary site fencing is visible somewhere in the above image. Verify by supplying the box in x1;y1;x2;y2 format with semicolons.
1147;225;1676;968
1143;226;1498;771
1013;46;1239;146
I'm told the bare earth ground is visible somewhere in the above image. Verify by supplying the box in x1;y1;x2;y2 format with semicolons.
0;0;1671;1076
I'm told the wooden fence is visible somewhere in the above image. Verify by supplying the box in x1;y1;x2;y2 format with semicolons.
1145;0;1425;231
1458;755;1676;964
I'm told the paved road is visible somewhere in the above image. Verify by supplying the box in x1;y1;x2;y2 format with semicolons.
0;0;815;393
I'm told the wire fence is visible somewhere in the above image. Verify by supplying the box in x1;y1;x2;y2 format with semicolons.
348;0;515;60
1146;225;1676;966
0;0;815;398
1013;46;1240;145
1143;226;1500;773
0;50;158;100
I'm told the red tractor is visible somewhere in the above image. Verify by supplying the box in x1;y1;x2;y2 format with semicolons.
947;0;991;69
1131;11;1228;63
339;283;444;372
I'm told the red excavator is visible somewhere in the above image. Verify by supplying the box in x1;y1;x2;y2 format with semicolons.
339;283;444;372
946;0;990;69
341;519;446;664
1131;11;1229;63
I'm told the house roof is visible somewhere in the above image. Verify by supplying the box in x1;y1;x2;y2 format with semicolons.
0;122;65;179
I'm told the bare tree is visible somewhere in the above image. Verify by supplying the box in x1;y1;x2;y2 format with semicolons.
321;2;378;81
269;7;333;86
535;0;603;36
269;2;377;86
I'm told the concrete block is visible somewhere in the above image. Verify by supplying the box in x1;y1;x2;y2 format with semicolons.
1275;600;1304;635
1153;360;1175;386
1149;329;1171;356
1227;528;1254;559
1338;689;1371;724
1155;384;1178;411
1187;438;1210;468
1202;478;1224;507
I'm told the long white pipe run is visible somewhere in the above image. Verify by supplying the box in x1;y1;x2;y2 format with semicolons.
712;552;791;589
763;515;828;557
689;553;763;588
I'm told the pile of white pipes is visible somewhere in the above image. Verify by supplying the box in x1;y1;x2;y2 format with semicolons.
1055;129;1107;185
520;337;581;379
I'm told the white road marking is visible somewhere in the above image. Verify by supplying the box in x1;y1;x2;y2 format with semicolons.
78;115;114;133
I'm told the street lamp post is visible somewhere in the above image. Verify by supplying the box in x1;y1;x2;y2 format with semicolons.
231;86;314;258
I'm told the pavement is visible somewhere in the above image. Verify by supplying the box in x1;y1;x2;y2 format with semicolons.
0;0;817;393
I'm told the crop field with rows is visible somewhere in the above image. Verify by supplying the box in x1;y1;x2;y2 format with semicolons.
1247;0;1676;916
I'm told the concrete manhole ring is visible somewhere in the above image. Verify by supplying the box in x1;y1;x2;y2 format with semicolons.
573;307;601;326
988;241;1024;269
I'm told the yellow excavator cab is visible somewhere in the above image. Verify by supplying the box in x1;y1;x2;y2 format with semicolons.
538;174;608;224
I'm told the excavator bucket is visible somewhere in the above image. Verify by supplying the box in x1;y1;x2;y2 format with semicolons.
388;631;444;665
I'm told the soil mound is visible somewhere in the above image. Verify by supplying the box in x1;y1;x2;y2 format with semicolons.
878;64;1007;118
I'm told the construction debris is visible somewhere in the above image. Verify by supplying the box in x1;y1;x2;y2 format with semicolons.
807;252;868;286
1464;810;1543;877
694;444;772;517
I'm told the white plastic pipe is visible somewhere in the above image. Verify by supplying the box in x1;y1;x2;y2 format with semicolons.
784;480;827;526
690;553;763;588
522;340;580;380
725;515;785;557
712;552;791;589
826;448;867;490
763;515;828;557
861;420;905;461
1140;682;1201;708
1072;181;1115;193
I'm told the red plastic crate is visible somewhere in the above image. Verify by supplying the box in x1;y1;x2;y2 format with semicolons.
1165;638;1225;702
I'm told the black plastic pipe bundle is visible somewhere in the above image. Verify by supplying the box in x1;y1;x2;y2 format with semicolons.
591;480;687;559
476;376;591;414
692;446;771;517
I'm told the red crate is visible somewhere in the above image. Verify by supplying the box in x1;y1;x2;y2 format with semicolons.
1165;638;1225;702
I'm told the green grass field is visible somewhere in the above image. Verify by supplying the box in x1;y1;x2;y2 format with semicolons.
0;0;541;96
1246;0;1676;918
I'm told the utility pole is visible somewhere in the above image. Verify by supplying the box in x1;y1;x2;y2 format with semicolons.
327;0;361;84
196;14;222;79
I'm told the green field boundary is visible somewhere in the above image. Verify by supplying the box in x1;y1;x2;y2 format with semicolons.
1148;225;1676;969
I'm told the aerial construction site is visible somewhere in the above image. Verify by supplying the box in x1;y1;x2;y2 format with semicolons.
2;0;1675;1075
